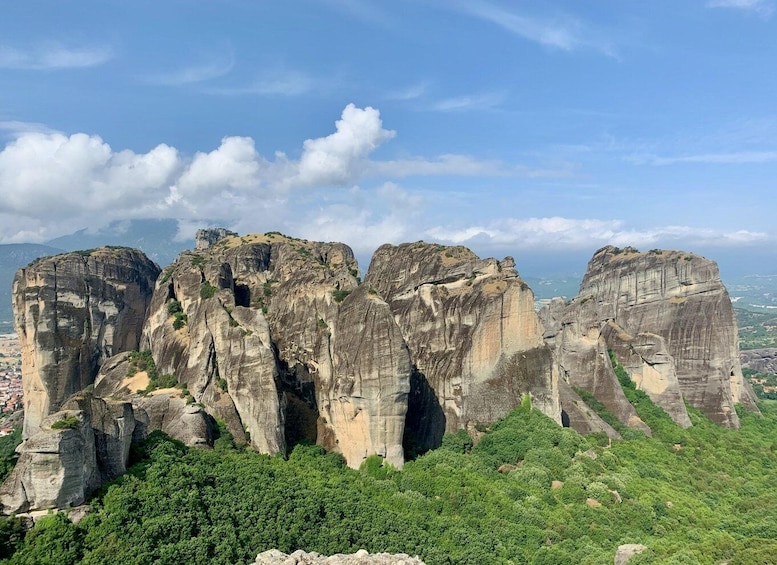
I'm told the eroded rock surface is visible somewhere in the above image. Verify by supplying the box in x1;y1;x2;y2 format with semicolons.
255;549;426;564
365;243;559;451
0;410;98;514
14;247;159;437
740;348;777;374
543;246;758;430
143;233;409;468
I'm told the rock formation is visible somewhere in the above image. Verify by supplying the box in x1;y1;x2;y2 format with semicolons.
142;233;410;468
543;246;759;430
13;247;160;437
740;348;777;374
0;405;121;514
4;233;759;517
255;549;426;564
365;242;559;451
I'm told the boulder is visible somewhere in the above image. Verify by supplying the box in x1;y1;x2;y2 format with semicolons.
255;548;426;564
0;410;97;514
614;543;648;565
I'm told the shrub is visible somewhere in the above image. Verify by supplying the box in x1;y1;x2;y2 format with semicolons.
51;414;80;430
332;289;351;302
200;282;218;299
167;299;183;315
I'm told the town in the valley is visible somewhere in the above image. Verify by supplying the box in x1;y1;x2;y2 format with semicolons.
0;333;22;435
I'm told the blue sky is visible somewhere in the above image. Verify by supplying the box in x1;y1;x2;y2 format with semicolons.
1;0;776;276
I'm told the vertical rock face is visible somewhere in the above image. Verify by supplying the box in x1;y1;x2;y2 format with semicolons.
365;243;559;452
142;233;410;468
542;297;651;434
543;246;758;430
1;410;100;514
13;248;160;437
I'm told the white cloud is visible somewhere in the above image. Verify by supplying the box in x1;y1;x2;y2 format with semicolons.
145;52;235;86
205;70;314;96
430;92;506;112
2;104;768;257
385;81;431;101
296;103;395;185
445;0;617;56
426;217;771;251
0;43;112;70
370;154;507;177
0;104;472;243
630;150;777;165
707;0;774;17
0;120;59;138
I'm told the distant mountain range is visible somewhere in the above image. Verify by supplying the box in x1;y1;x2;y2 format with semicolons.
0;243;65;327
0;219;191;327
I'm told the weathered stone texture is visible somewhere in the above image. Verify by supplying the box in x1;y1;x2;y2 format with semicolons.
0;410;98;514
365;243;559;451
255;548;426;564
543;246;758;431
13;247;159;437
143;233;409;468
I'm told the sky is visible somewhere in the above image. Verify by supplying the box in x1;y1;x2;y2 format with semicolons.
1;0;776;277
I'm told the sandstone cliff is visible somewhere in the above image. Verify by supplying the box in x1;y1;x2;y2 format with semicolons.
543;246;758;430
13;247;160;437
365;243;559;451
142;232;410;468
0;405;118;514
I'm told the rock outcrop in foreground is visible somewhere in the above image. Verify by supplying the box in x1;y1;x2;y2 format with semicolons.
366;243;560;451
543;246;759;431
13;247;159;437
255;549;425;564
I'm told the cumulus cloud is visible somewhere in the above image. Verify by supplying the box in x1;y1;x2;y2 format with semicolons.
2;103;770;258
296;104;395;185
0;104;500;243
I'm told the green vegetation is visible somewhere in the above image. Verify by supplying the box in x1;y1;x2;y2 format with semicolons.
735;307;777;349
190;255;205;268
332;289;351;303
200;282;218;300
610;246;639;255
50;414;80;430
126;351;177;393
4;394;777;564
0;428;22;482
743;368;777;400
167;299;188;329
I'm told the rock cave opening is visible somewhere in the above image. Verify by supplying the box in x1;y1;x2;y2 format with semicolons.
277;359;320;451
402;368;446;459
234;283;250;307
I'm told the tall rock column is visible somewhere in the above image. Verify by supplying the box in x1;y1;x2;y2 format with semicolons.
365;243;560;452
14;248;160;437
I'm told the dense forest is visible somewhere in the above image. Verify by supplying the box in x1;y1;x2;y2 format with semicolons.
1;387;776;565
